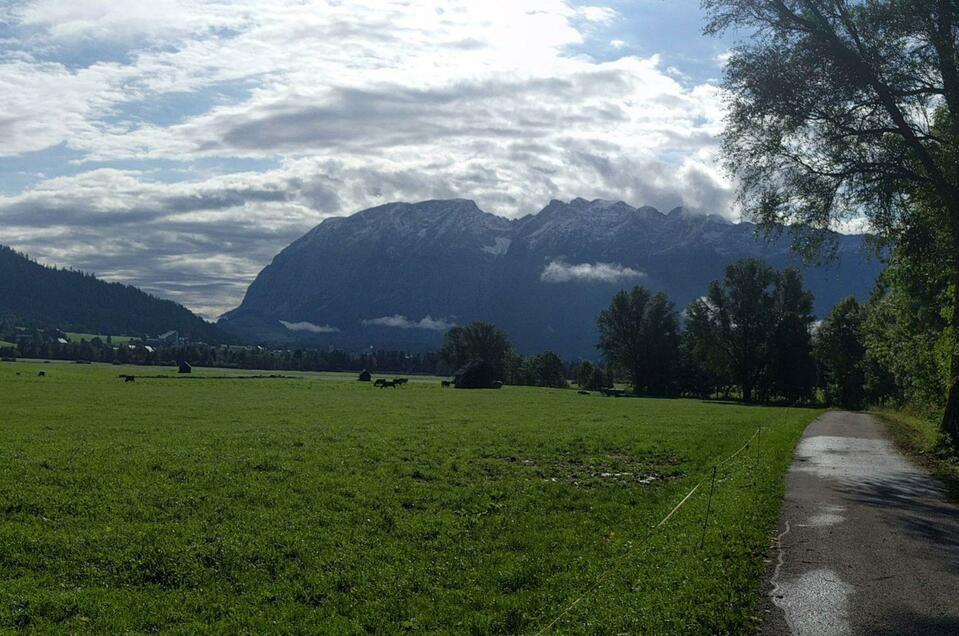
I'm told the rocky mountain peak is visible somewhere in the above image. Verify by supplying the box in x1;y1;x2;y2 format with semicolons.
221;198;883;358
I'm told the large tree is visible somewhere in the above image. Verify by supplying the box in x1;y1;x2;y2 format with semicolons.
816;296;868;409
690;259;816;402
705;0;959;439
704;259;780;403
597;287;680;396
766;269;818;402
439;322;512;380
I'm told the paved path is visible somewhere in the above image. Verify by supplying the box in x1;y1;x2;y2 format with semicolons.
760;412;959;635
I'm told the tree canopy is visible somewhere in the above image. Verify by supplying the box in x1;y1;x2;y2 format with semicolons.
439;322;512;379
597;287;680;396
706;0;959;439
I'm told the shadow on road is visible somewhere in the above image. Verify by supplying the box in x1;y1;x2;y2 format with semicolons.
864;607;959;636
838;473;959;573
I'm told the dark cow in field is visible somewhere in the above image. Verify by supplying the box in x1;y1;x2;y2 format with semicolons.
37;371;45;377
121;375;136;383
394;378;409;385
374;379;397;388
441;380;452;388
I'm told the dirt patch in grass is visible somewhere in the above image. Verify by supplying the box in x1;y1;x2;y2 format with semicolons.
505;450;685;488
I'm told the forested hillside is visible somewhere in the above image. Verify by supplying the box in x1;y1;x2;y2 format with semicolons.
0;246;224;342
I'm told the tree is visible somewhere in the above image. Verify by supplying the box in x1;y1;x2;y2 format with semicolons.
690;260;816;403
529;351;569;388
439;322;512;380
863;239;951;408
815;297;867;409
705;0;959;438
576;361;597;388
683;297;729;398
597;287;680;396
766;269;818;402
705;259;779;403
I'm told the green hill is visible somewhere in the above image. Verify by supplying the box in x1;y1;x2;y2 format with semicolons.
0;245;225;342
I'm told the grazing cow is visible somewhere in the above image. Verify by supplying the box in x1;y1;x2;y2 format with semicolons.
378;380;397;388
37;371;45;377
394;378;409;385
374;379;387;387
441;380;452;388
123;375;136;383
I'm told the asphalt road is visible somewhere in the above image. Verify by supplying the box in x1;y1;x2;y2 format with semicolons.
760;411;959;635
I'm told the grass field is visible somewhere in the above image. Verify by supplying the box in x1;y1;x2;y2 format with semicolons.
1;360;821;634
874;408;959;501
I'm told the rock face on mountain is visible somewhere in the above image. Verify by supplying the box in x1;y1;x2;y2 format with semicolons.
220;198;884;358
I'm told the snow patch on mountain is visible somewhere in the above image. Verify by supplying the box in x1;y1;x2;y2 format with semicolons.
482;237;512;256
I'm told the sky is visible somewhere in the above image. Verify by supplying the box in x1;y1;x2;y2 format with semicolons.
0;0;742;318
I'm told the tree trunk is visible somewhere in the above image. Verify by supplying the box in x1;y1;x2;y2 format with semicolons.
944;257;959;445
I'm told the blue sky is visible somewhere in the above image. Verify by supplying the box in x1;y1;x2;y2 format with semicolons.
0;1;741;317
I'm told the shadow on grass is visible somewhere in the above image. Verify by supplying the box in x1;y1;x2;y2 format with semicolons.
876;411;959;503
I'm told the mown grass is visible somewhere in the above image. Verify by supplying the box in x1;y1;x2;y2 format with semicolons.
873;408;959;500
0;360;820;634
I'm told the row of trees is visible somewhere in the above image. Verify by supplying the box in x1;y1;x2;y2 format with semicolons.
435;259;828;403
595;259;821;404
6;336;445;375
438;323;571;388
702;0;959;440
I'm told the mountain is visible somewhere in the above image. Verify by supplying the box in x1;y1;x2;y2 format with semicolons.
0;245;225;342
220;198;885;358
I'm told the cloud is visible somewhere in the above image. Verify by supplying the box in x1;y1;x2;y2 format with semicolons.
279;320;339;333
577;6;619;25
361;315;454;331
0;0;736;318
541;260;646;284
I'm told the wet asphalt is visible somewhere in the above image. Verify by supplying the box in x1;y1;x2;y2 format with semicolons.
759;412;959;636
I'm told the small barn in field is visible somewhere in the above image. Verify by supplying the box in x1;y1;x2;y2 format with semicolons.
358;369;372;382
177;360;192;374
453;360;501;389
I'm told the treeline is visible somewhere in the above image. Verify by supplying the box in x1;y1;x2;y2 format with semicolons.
435;255;948;412
593;255;950;411
7;336;443;375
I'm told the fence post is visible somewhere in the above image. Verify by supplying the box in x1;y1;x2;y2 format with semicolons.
699;465;718;549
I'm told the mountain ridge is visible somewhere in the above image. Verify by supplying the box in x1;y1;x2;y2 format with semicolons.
220;198;884;357
0;245;227;342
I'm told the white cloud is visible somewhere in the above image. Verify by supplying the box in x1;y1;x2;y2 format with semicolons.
0;0;734;316
577;6;619;24
279;320;339;333
541;260;646;283
610;39;626;49
361;315;454;331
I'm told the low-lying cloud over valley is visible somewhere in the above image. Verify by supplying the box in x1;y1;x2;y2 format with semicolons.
541;260;646;284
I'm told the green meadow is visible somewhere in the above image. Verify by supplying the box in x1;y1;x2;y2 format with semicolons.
1;361;820;634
